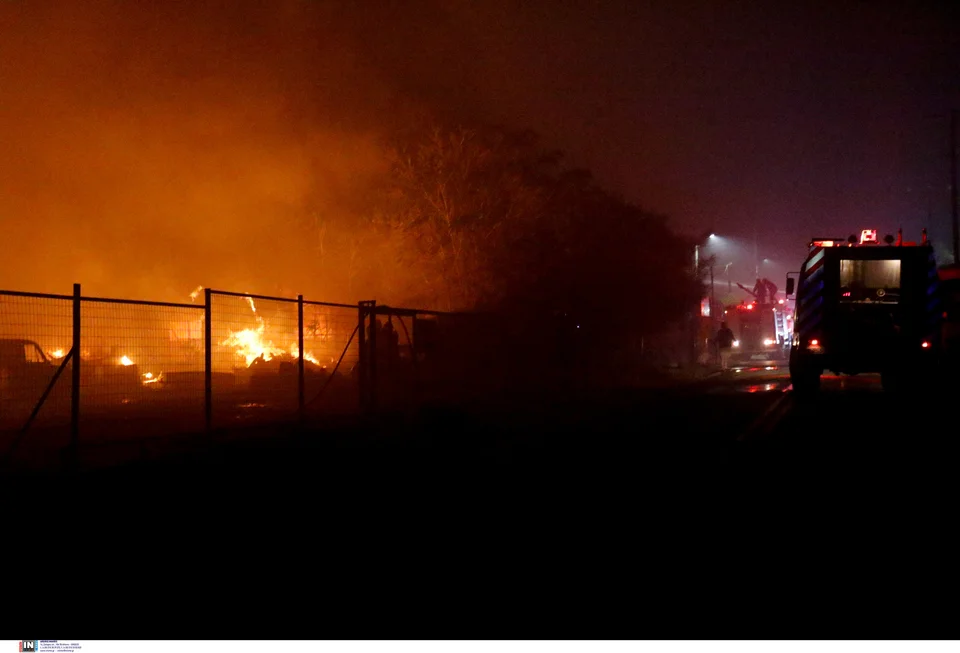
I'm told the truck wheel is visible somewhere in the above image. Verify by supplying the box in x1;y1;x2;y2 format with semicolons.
789;347;820;394
791;366;821;394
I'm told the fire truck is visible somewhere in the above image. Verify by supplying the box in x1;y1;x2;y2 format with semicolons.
785;228;943;393
938;262;960;371
723;294;792;369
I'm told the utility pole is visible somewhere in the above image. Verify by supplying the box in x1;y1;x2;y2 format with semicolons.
709;260;716;317
753;224;760;278
952;109;958;264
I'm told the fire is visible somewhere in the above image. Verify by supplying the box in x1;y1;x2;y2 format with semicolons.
221;295;277;366
188;287;323;369
120;355;134;366
290;345;320;366
221;323;287;367
220;295;323;368
142;371;163;385
49;349;65;359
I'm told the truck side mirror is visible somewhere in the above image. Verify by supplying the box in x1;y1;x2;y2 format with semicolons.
785;277;795;296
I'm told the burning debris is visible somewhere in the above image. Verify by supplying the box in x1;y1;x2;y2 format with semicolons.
221;323;283;367
210;290;323;369
44;347;139;369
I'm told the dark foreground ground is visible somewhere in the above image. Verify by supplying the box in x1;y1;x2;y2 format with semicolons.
5;368;958;639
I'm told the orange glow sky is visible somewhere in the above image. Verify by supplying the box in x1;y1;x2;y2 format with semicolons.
2;1;957;302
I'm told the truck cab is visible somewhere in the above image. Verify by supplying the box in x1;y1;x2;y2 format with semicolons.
723;299;790;369
0;339;64;424
0;339;59;395
785;228;943;393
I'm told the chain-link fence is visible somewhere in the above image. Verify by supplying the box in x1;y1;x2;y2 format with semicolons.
2;284;548;471
0;291;74;466
7;282;681;469
301;299;361;418
210;291;300;428
0;285;368;470
79;296;206;441
364;305;540;413
206;291;361;427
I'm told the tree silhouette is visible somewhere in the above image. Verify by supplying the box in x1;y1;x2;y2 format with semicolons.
301;116;701;373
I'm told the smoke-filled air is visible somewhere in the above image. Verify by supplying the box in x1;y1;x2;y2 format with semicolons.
1;0;698;336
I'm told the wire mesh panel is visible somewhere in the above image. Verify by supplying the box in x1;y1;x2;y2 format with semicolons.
411;311;510;407
0;292;73;458
302;301;361;417
79;298;205;441
210;292;302;427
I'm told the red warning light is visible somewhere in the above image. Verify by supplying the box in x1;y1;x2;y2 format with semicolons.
810;338;819;346
921;341;930;348
746;303;754;310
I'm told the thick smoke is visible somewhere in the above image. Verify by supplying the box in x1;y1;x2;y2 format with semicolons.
0;0;490;302
3;1;957;304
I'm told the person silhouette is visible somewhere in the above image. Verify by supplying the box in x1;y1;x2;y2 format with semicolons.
716;321;736;370
753;278;768;304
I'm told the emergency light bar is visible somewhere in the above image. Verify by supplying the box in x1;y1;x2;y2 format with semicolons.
810;237;847;247
810;228;930;248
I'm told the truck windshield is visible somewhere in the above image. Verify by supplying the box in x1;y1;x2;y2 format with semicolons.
840;259;900;303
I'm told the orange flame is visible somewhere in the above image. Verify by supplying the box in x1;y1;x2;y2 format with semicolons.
221;323;287;367
219;294;322;368
290;345;320;366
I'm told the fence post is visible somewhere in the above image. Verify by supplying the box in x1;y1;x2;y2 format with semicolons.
70;282;81;467
298;294;305;422
368;301;377;414
357;300;379;415
358;302;367;413
411;312;420;407
204;288;212;433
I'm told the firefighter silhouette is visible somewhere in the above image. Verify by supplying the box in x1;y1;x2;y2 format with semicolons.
715;321;736;370
373;316;401;405
753;278;768;304
380;317;400;366
763;278;778;302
